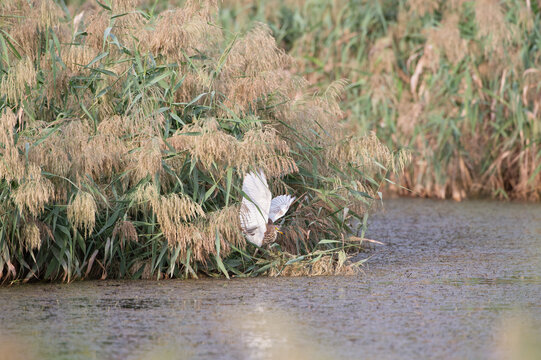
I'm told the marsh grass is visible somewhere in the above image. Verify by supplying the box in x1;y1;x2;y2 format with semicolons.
0;0;402;282
219;0;541;201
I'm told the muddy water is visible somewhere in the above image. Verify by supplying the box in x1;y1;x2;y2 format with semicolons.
1;199;541;360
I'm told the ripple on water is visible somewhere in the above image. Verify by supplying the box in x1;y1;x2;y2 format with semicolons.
0;199;541;360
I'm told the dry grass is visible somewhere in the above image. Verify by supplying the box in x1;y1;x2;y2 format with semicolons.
223;0;541;201
0;0;399;281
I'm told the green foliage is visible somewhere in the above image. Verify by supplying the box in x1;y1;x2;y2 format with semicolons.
0;0;400;282
219;0;541;200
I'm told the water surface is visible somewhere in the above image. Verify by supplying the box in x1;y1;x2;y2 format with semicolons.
1;199;540;359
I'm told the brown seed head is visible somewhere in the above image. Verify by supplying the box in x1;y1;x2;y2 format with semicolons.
0;57;37;104
67;191;97;236
21;222;42;251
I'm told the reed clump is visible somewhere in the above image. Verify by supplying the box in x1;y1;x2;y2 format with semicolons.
0;0;400;282
220;0;541;201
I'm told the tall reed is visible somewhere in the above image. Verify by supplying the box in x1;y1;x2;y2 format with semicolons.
218;0;541;200
0;0;402;281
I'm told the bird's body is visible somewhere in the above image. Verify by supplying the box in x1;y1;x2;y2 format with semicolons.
263;220;279;245
239;171;295;246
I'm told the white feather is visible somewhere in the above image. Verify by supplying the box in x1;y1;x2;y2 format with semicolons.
73;11;85;28
268;195;295;222
239;171;272;246
72;11;85;37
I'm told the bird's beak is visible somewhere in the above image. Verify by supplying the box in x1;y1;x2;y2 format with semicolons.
277;230;284;235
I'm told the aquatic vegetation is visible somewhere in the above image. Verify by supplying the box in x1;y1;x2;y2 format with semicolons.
218;0;541;200
0;0;403;281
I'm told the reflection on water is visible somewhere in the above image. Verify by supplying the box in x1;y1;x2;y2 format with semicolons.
493;314;541;360
0;335;38;360
226;305;333;360
0;199;540;359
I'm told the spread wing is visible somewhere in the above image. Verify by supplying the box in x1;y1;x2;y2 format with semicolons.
239;171;272;246
268;195;295;223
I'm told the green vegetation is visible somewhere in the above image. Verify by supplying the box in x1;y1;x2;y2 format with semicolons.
7;0;536;282
217;0;541;200
0;0;405;282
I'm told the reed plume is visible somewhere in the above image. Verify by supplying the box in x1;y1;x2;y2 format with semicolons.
67;191;97;237
0;0;401;281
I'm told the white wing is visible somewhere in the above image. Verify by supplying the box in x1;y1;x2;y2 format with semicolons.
239;171;272;246
268;195;295;223
73;11;85;28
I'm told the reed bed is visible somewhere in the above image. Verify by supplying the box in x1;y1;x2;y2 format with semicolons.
217;0;541;201
0;0;403;282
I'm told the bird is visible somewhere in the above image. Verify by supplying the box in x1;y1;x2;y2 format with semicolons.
239;170;295;247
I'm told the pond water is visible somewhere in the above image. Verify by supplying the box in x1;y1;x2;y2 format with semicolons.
1;199;541;359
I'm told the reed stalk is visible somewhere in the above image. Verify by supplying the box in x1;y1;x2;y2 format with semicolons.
0;0;403;282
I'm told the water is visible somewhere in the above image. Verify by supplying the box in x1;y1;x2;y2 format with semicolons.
1;199;540;360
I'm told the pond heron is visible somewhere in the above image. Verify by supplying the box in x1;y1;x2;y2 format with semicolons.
239;171;295;247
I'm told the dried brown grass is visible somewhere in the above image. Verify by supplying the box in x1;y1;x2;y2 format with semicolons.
0;0;400;281
67;191;97;236
267;251;358;277
0;57;36;104
169;118;298;178
143;1;219;61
